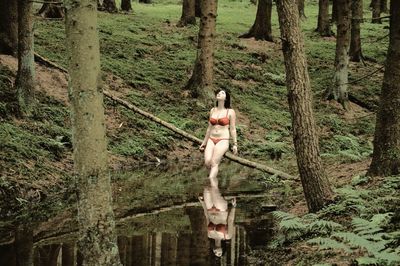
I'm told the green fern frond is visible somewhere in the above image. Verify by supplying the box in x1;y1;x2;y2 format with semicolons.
352;217;383;236
272;210;297;221
307;237;352;253
370;213;393;225
333;232;385;254
308;220;343;235
279;219;307;233
355;256;380;266
372;250;400;265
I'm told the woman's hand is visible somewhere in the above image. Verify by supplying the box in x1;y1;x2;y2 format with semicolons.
199;143;206;152
231;197;237;207
232;145;238;155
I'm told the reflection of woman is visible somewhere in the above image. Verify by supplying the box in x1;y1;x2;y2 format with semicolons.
199;186;236;257
199;90;238;187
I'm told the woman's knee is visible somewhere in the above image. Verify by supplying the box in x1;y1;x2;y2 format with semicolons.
204;159;212;168
210;159;220;168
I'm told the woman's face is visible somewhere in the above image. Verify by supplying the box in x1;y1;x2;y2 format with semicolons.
213;247;223;257
216;90;226;101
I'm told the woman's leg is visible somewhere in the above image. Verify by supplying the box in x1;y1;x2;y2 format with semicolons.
210;186;228;211
203;187;213;209
208;139;229;187
204;138;215;169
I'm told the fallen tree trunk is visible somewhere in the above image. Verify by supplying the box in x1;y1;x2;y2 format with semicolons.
31;53;297;180
103;90;297;180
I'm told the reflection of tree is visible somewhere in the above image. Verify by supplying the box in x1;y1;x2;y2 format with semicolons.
186;206;210;265
62;242;75;266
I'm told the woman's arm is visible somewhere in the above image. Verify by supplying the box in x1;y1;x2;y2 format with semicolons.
198;196;210;223
229;109;238;154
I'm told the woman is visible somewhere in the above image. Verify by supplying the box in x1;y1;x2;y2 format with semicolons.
199;90;238;187
199;186;236;257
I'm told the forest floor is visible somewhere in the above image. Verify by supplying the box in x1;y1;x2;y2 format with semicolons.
1;1;399;265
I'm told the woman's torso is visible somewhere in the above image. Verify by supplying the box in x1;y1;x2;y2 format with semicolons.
209;108;231;139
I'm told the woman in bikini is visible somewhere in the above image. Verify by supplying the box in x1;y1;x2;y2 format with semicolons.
199;186;236;257
199;90;238;187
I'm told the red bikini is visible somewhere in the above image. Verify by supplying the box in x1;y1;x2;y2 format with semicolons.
209;109;230;145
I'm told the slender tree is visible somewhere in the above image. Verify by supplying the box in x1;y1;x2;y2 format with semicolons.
64;0;122;265
331;0;338;23
380;0;388;13
186;0;218;99
37;3;64;18
276;0;334;212
298;0;306;19
371;0;381;23
0;0;18;55
15;226;33;266
316;0;333;36
326;0;351;107
240;0;273;41
368;1;400;177
195;0;201;17
16;0;35;117
98;0;118;12
177;0;196;27
349;0;363;62
121;0;132;11
139;0;152;3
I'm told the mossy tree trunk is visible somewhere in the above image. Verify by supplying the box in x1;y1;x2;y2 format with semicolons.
317;0;332;36
98;0;118;12
331;0;338;23
178;0;196;27
121;0;132;11
349;0;363;62
326;0;351;108
0;0;18;55
368;1;400;177
298;0;306;19
276;0;334;212
240;0;273;41
64;0;122;265
371;0;381;23
15;225;33;266
380;0;388;13
37;3;65;18
186;0;218;99
16;0;35;117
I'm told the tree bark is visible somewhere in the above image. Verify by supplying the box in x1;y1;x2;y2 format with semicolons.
371;0;381;23
195;0;201;17
317;0;333;36
98;0;118;12
37;3;64;18
380;0;388;13
121;0;132;12
326;0;351;107
349;0;363;62
62;242;76;266
15;225;33;266
368;1;400;177
16;0;35;117
239;0;273;41
139;0;152;3
64;0;122;265
298;0;306;19
186;0;218;99
177;0;196;27
331;0;338;23
276;0;334;212
0;0;18;55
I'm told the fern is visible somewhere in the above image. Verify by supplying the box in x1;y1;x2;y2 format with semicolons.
333;232;386;254
308;220;343;235
307;237;352;253
355;256;381;266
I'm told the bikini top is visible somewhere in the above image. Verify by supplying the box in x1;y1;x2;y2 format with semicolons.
208;222;227;236
209;109;230;126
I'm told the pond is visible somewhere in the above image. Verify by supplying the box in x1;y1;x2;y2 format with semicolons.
0;160;284;266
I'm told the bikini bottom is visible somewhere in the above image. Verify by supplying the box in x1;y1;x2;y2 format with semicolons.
209;137;229;145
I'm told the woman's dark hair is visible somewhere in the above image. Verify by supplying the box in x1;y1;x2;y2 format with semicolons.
215;90;231;109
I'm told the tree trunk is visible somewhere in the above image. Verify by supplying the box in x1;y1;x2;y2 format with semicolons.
317;0;333;36
99;0;118;12
178;0;196;27
326;0;351;107
331;0;338;23
298;0;306;19
0;0;18;55
368;1;400;177
239;0;273;41
139;0;152;3
371;0;381;23
276;0;334;212
380;0;388;13
15;226;33;266
62;243;76;266
16;0;35;117
121;0;132;11
186;207;210;265
195;0;201;17
64;0;122;265
186;0;218;99
37;3;64;18
349;0;363;62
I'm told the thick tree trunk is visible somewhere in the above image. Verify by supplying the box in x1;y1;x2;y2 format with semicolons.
16;0;35;117
276;0;333;212
349;0;363;62
186;0;218;99
239;0;273;41
62;243;76;266
37;3;64;18
178;0;196;27
195;0;201;17
15;226;33;266
0;0;18;55
121;0;132;11
371;0;381;23
317;0;333;36
298;0;306;19
368;1;400;177
186;207;210;265
98;0;118;12
331;0;338;23
64;1;122;265
327;0;351;107
380;0;388;13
